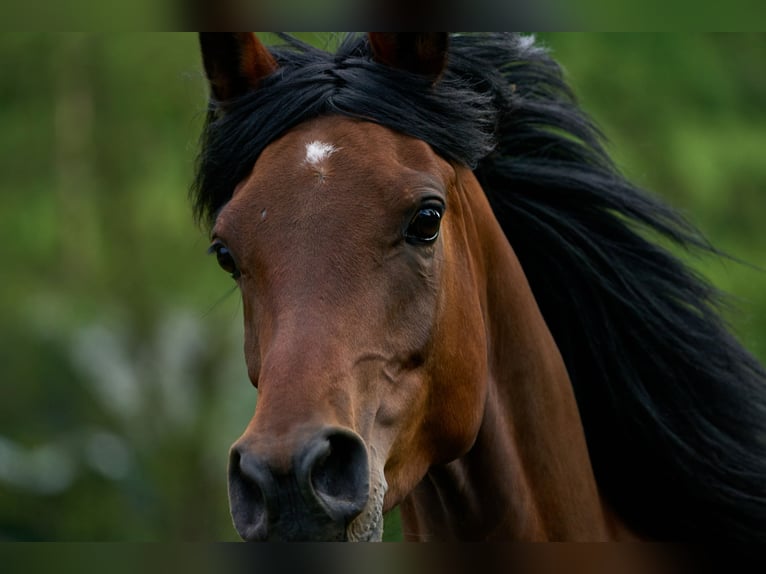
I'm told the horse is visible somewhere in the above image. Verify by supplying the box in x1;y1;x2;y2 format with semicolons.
191;33;766;542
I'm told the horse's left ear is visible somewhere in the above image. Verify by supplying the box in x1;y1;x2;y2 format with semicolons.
199;33;278;102
368;33;449;81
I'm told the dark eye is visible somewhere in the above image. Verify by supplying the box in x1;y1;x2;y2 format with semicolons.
405;206;443;245
208;241;241;279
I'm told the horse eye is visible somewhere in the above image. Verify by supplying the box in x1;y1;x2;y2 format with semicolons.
209;242;241;279
405;206;443;245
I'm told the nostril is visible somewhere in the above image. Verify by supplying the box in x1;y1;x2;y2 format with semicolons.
306;430;370;523
228;447;268;540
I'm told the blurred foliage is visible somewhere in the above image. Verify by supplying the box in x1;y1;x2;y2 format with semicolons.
539;34;766;356
0;33;764;541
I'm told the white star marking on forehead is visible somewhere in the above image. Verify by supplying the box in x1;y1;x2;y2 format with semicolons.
304;141;338;165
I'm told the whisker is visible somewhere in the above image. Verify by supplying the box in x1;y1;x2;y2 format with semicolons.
200;285;239;319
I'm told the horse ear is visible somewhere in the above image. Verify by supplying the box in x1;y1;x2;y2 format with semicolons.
199;33;278;102
368;33;449;80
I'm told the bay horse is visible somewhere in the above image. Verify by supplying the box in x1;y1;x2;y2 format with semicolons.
192;33;766;542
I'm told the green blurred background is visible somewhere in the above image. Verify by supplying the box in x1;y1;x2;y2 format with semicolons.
0;34;764;541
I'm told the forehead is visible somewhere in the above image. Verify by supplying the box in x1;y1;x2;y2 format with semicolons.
214;116;453;234
250;117;448;193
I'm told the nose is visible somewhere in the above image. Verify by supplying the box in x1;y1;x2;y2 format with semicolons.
228;427;370;541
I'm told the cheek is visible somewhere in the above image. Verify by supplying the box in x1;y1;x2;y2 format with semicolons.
241;292;263;387
426;309;488;462
380;250;444;353
423;240;489;462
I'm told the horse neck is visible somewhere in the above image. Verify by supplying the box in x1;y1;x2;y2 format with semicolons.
400;167;622;541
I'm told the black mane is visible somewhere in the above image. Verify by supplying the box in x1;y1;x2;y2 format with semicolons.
193;33;766;542
192;33;496;226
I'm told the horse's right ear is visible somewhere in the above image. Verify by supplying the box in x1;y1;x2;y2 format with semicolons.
199;33;278;102
368;33;449;81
